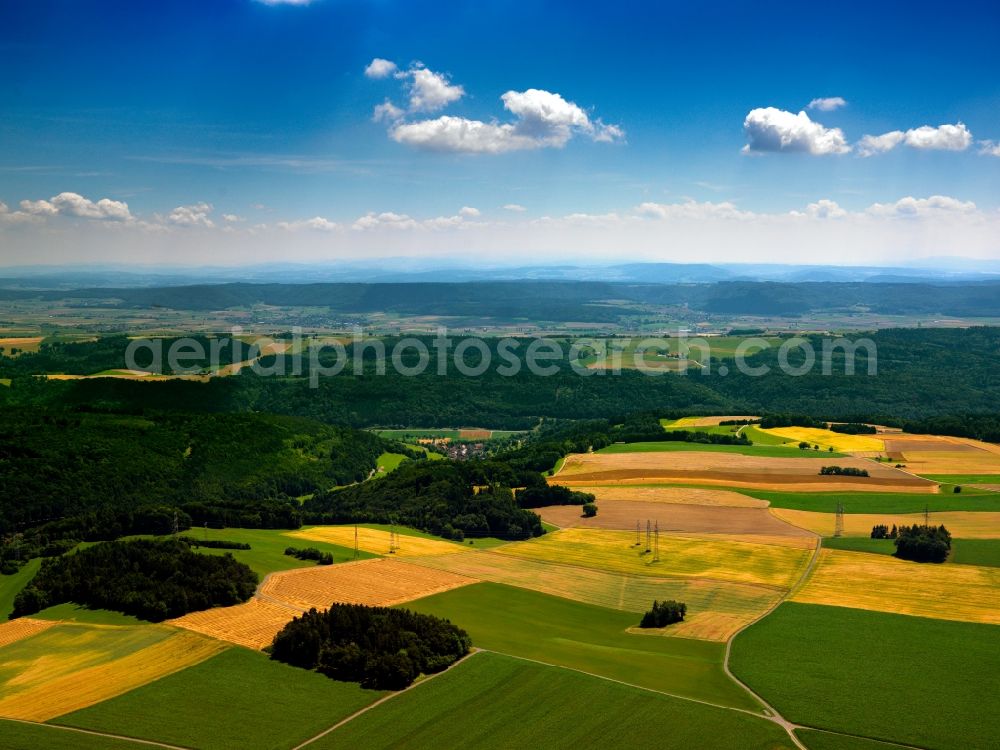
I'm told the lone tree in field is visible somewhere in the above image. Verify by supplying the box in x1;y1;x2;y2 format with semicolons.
639;600;686;628
582;503;598;517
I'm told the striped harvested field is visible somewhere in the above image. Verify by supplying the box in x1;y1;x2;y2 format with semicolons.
537;499;812;538
792;549;1000;625
555;451;932;492
168;598;299;650
408;550;782;641
285;526;465;557
771;508;1000;538
0;619;56;649
757;426;884;453
259;558;474;611
0;627;226;721
565;485;769;508
496;528;815;589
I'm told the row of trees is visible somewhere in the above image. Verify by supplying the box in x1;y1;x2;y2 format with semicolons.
11;539;258;621
269;603;472;690
284;546;334;565
819;466;869;477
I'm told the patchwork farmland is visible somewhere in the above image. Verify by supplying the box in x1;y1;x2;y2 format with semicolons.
1;414;997;750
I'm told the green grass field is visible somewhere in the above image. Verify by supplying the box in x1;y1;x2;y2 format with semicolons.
148;527;376;577
376;428;460;440
32;603;144;625
730;602;1000;750
820;537;896;556
743;425;793;446
314;650;793;750
949;538;1000;567
0;720;142;750
743;489;1000;513
0;558;40;619
375;451;409;473
402;582;761;711
596;441;843;458
919;474;1000;485
796;729;918;750
58;647;384;750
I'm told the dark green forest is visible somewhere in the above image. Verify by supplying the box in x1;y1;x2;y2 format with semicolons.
269;603;471;690
11;539;258;621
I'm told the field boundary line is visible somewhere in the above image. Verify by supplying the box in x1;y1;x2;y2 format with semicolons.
475;648;771;718
289;649;480;749
794;726;932;750
4;717;192;750
720;532;824;750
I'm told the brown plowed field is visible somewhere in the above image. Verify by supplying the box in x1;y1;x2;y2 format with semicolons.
555;451;933;492
536;500;813;538
567;485;768;508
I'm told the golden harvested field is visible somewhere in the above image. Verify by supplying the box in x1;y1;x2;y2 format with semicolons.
259;558;474;611
408;550;782;641
569;485;769;508
0;619;56;649
459;428;492;439
771;509;1000;538
285;526;466;557
0;627;226;721
555;451;932;492
168;598;300;650
757;426;885;453
537;499;813;538
0;336;43;353
670;416;759;427
496;528;815;589
792;549;1000;625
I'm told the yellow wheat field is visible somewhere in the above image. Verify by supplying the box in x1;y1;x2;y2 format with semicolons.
0;629;226;721
0;619;56;649
792;549;1000;625
669;416;759;427
771;509;1000;538
285;526;466;557
495;528;815;589
408;550;782;641
757;426;885;453
569;485;769;508
260;557;474;611
168;598;300;650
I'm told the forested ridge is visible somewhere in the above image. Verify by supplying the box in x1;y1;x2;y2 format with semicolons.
3;328;998;426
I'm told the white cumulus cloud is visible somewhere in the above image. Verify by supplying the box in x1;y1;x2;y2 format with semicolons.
19;192;131;221
372;99;404;123
364;58;397;79
859;123;973;155
980;140;1000;157
391;88;623;154
276;216;337;231
742;107;850;155
801;199;847;218
503;203;526;212
167;202;214;228
808;97;847;112
459;206;480;217
866;195;976;217
403;66;465;112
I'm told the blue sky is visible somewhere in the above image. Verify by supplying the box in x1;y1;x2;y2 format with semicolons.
1;0;999;266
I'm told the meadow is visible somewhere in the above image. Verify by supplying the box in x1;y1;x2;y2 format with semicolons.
59;647;383;750
404;582;761;710
822;537;1000;567
742;489;1000;513
313;650;793;750
0;720;141;750
730;602;1000;750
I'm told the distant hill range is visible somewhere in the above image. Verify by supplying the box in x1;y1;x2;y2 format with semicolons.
2;276;1000;320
